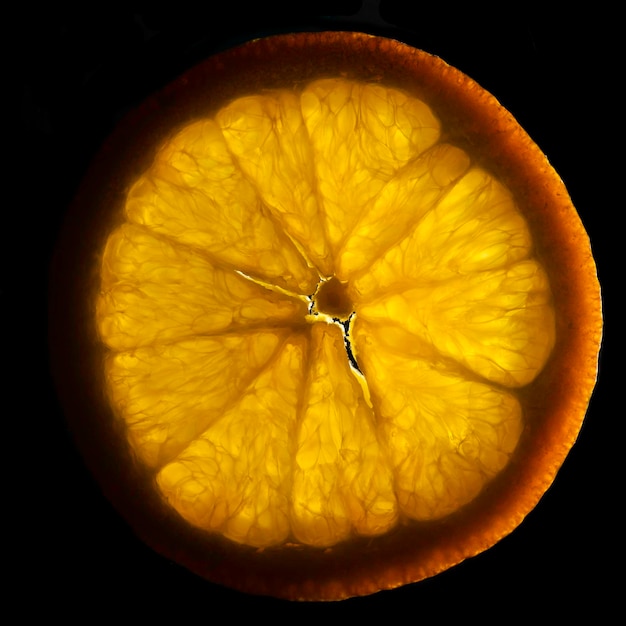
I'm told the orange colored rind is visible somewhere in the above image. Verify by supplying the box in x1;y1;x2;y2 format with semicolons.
49;32;602;600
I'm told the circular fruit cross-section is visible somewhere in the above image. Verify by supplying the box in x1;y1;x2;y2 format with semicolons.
49;32;602;601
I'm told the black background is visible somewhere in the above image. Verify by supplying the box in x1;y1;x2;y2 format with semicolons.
21;2;615;620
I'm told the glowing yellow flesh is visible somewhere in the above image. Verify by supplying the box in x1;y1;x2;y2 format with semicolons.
98;223;308;351
98;77;555;547
157;333;307;546
217;91;332;276
352;169;555;387
301;80;440;257
125;118;319;294
352;319;523;519
291;323;397;546
105;331;289;468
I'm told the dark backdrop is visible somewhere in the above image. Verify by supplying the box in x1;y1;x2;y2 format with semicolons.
20;2;615;620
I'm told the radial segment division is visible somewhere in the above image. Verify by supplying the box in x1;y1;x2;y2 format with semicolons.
97;76;556;548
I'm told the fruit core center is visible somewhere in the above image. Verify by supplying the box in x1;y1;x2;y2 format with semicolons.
313;277;353;320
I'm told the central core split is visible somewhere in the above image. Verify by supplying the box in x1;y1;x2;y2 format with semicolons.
312;277;354;320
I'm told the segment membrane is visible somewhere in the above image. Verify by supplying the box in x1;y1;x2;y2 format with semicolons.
301;79;441;254
291;324;397;546
217;91;332;276
125;119;318;294
337;144;470;278
105;331;288;468
351;168;533;297
157;334;307;547
98;223;308;351
358;260;555;387
353;319;523;520
352;166;555;387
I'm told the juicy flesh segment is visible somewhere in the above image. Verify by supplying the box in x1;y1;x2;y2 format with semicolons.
97;78;555;548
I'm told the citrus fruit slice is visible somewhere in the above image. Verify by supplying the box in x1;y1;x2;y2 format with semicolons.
49;32;602;601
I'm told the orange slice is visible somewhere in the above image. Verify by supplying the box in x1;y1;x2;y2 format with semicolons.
49;32;602;601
